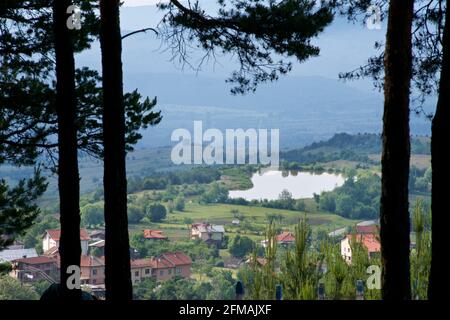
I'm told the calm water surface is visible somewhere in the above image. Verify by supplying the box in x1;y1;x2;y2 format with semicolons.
229;170;345;201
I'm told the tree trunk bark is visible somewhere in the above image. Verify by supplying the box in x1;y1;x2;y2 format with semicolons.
52;0;81;300
428;0;450;301
380;0;414;300
99;0;132;300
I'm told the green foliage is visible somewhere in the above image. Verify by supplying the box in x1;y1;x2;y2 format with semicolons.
130;234;217;261
0;275;39;300
280;219;323;300
0;171;47;249
319;192;337;212
282;133;430;165
205;270;235;300
128;167;221;193
174;196;186;211
81;203;104;227
32;280;52;296
294;199;307;212
147;269;235;300
147;203;167;222
20;214;59;252
229;235;255;258
410;166;432;193
154;277;209;300
133;277;157;300
0;262;12;275
319;173;380;219
183;217;193;225
411;199;431;299
128;204;145;223
240;223;277;299
200;183;229;204
321;233;381;300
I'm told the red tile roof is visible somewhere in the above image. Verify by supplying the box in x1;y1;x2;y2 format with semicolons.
276;231;295;243
143;229;167;240
130;258;156;268
80;255;104;267
130;252;192;269
14;256;56;265
347;234;381;253
160;252;192;266
45;229;91;241
356;225;379;234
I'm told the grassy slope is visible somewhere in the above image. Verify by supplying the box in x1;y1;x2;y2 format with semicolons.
129;202;359;242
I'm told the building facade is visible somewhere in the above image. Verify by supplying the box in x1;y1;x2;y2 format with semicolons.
130;252;192;284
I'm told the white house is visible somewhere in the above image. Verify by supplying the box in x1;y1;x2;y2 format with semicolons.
190;223;225;245
341;233;380;264
43;229;91;255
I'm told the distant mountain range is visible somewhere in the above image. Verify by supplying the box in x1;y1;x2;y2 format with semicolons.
75;4;434;149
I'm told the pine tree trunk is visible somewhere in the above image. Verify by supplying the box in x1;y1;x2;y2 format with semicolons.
380;0;414;300
52;0;81;300
428;0;450;300
99;0;132;300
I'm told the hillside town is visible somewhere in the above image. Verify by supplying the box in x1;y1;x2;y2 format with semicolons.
0;218;385;299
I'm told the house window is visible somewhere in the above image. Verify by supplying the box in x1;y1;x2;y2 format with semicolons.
168;269;172;275
92;269;97;276
135;271;139;277
145;269;150;275
176;267;182;274
159;270;164;276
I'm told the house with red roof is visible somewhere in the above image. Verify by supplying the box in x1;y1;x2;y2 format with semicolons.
80;255;105;285
10;256;59;283
341;233;381;264
261;231;295;248
356;225;379;234
43;229;91;255
40;251;105;286
190;223;225;246
130;251;192;283
276;231;296;245
143;229;168;240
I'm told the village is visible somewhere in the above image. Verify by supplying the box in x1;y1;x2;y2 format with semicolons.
0;219;382;299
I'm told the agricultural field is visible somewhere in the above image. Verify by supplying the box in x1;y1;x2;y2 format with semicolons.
127;202;359;242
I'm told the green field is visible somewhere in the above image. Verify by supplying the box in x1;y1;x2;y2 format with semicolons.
128;202;360;242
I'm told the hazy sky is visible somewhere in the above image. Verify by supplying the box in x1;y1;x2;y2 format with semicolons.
123;0;160;6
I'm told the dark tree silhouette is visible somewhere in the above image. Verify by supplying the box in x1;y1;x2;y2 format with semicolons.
429;0;450;300
99;0;132;300
1;1;50;249
0;172;46;250
159;0;333;94
335;0;448;299
1;2;160;300
52;0;82;300
380;0;414;300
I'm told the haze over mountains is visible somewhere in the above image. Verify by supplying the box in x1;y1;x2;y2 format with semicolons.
77;2;433;149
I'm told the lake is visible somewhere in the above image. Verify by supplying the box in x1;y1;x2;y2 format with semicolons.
229;170;345;201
